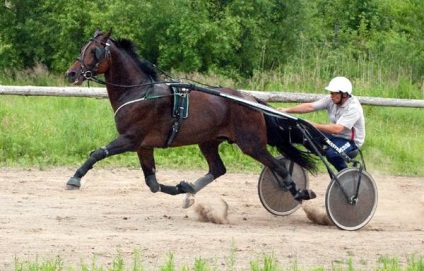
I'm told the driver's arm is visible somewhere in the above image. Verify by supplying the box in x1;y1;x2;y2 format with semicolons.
310;122;346;134
278;103;315;114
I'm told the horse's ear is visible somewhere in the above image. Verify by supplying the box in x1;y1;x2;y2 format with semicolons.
94;28;102;37
104;28;112;40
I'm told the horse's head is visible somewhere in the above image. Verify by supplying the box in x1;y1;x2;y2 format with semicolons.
66;29;112;85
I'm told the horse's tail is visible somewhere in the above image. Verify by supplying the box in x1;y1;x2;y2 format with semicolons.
254;99;317;173
263;113;318;173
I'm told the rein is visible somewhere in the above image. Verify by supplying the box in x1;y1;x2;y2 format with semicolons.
85;73;170;88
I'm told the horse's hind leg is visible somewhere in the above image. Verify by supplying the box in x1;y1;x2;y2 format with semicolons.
267;153;316;201
66;134;136;189
241;144;316;202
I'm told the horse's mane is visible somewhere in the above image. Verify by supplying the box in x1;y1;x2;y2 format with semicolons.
112;38;159;81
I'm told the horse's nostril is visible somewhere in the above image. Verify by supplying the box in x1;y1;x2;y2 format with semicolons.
67;71;76;82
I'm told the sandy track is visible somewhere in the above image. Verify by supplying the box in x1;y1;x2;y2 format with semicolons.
0;167;423;270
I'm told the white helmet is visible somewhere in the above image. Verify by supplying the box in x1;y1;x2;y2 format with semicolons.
325;76;352;95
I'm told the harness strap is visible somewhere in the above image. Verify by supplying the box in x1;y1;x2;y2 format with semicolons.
165;111;183;147
172;88;189;118
114;94;172;118
165;87;190;147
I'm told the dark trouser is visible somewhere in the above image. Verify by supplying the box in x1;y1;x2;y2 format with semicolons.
324;134;357;172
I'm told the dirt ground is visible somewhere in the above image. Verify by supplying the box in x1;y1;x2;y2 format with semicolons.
0;167;423;270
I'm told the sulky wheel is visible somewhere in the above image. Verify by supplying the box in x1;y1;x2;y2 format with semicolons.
258;155;309;216
325;167;378;231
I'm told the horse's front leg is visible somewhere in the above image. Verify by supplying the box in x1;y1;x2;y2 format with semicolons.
66;134;136;190
137;147;193;194
137;147;160;193
178;141;227;208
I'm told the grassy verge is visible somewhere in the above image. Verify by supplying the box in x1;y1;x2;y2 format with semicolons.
1;64;423;176
12;252;424;271
0;94;423;176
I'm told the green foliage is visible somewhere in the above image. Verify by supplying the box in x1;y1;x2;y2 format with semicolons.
2;0;423;83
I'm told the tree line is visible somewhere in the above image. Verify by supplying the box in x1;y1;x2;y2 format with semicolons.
0;0;423;82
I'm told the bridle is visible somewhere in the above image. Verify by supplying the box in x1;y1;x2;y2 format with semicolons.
76;34;171;88
74;33;219;95
77;34;110;81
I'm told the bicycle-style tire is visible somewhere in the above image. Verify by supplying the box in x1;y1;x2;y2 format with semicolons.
258;156;309;216
325;167;378;230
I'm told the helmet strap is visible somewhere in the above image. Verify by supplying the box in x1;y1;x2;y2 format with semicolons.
336;92;350;105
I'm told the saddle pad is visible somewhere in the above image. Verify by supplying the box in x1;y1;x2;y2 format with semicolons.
172;87;189;119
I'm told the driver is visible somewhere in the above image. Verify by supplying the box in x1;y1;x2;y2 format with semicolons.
278;76;365;171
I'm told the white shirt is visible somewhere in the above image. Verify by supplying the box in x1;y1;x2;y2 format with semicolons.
312;95;365;147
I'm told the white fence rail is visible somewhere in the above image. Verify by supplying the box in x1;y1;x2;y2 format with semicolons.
1;85;424;108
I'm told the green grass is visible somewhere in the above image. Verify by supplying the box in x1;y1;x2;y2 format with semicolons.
0;93;423;176
11;253;424;271
0;62;423;176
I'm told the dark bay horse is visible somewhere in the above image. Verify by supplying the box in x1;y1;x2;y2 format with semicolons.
65;29;317;208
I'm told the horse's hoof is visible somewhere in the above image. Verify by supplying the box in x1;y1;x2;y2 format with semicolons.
146;175;160;193
65;184;80;190
182;193;195;209
150;185;160;193
65;177;81;190
147;181;160;193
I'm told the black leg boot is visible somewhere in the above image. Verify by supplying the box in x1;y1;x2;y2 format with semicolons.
284;176;316;202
